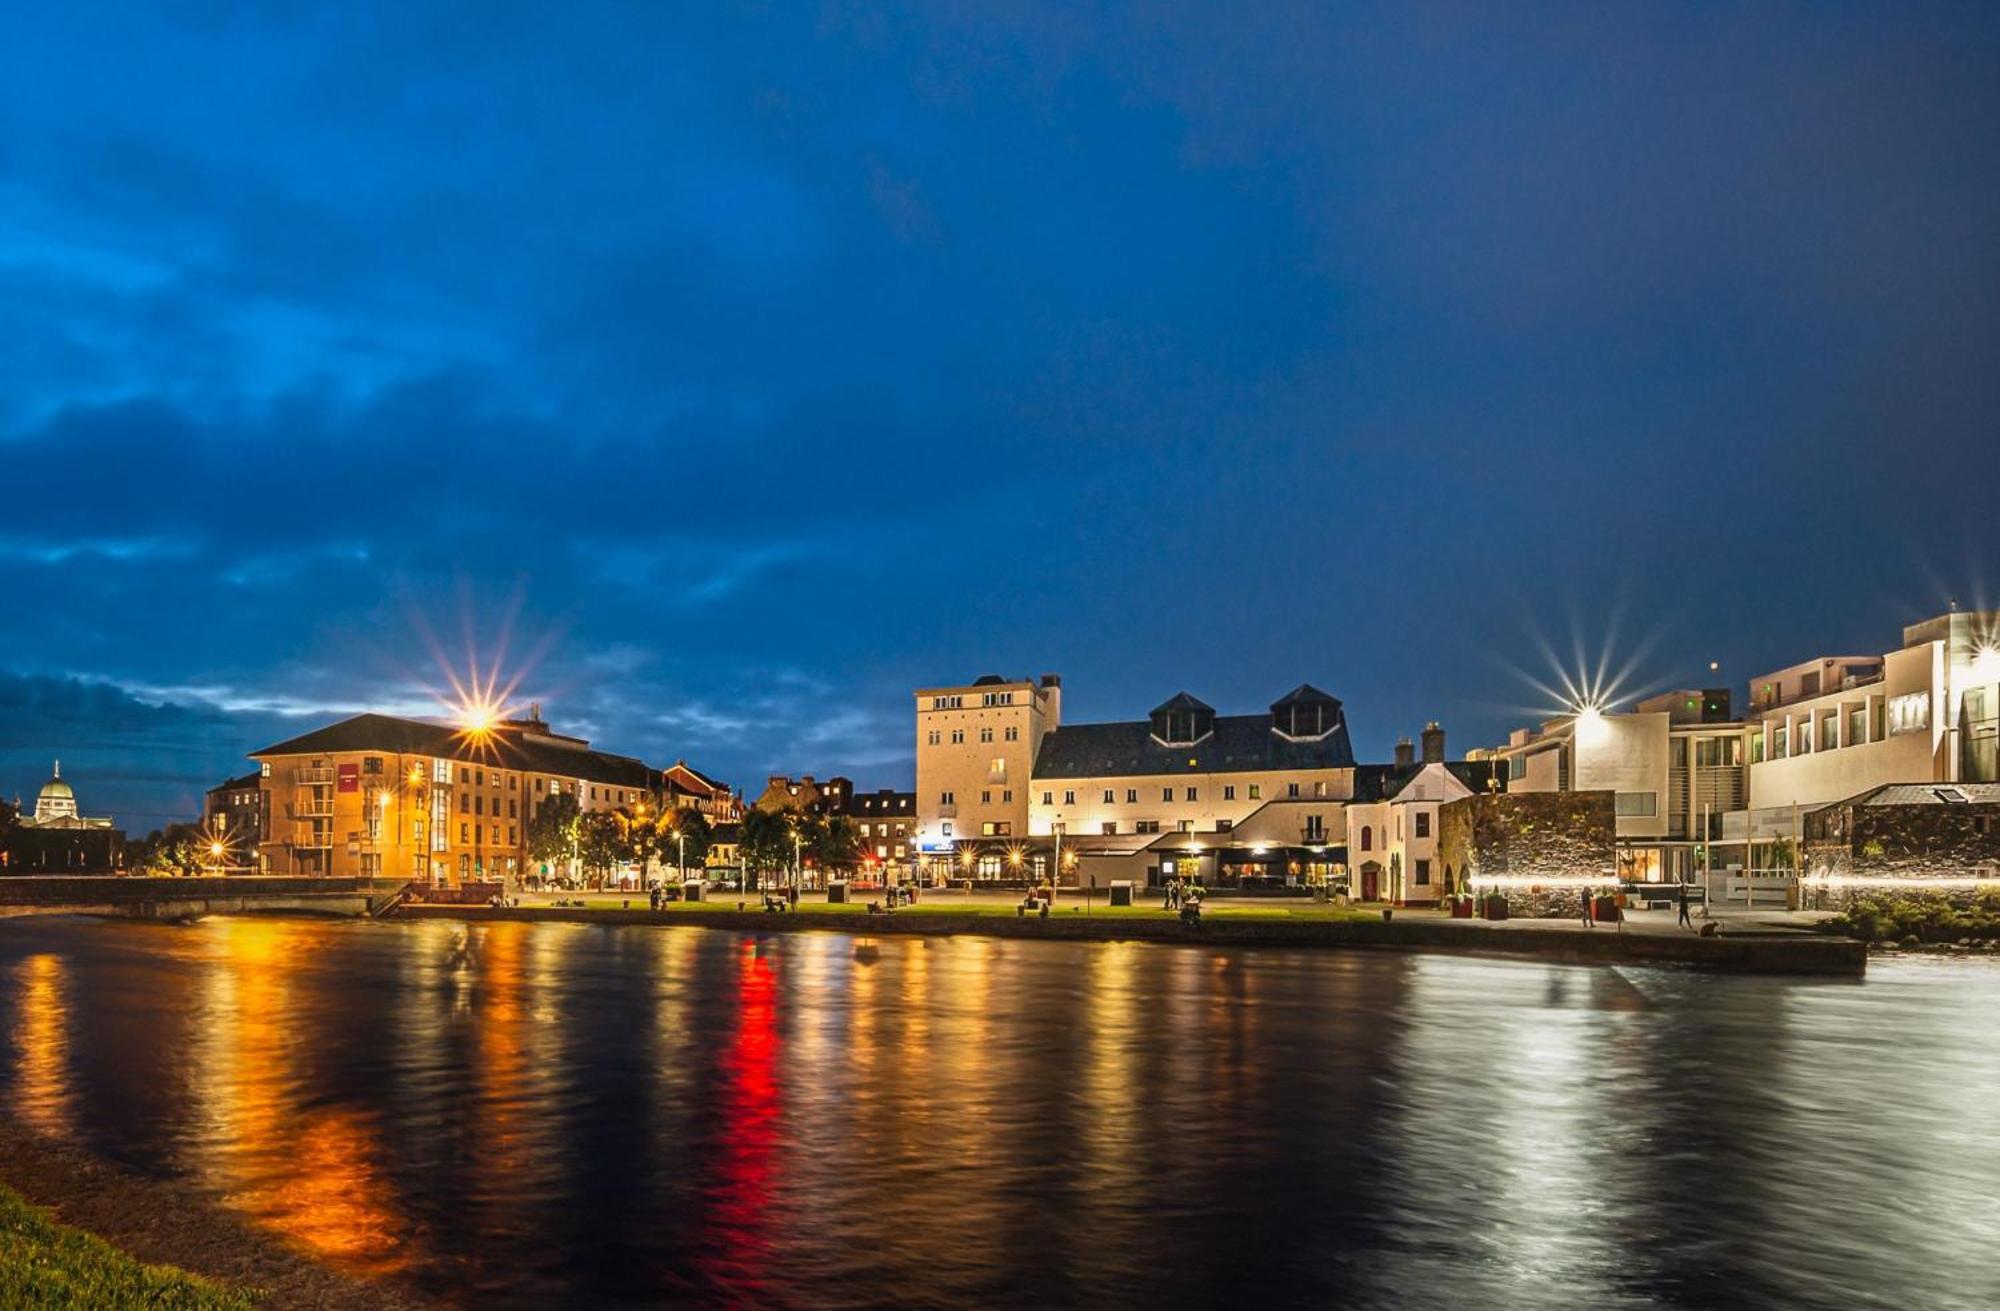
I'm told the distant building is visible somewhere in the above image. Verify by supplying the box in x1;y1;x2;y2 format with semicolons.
203;770;269;872
5;762;123;873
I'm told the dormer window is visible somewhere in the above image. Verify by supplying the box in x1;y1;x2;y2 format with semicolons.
1150;693;1215;747
1270;684;1343;740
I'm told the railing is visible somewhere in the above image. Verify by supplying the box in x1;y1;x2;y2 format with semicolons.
294;767;335;785
293;799;334;817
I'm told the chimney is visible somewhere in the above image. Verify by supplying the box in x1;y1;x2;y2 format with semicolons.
1393;737;1415;768
1421;721;1446;764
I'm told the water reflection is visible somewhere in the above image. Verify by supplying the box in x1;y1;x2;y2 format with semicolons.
10;953;73;1137
0;918;1997;1310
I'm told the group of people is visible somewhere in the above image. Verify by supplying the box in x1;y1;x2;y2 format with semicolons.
1162;878;1203;911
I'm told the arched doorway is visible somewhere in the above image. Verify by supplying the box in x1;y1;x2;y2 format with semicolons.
1359;860;1384;902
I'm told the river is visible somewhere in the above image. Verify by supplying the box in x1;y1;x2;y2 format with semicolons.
0;916;1994;1309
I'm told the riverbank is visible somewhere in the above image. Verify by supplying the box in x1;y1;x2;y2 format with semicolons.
0;1127;431;1310
391;901;1867;975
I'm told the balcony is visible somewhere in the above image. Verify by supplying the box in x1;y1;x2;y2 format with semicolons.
293;799;334;818
294;767;335;785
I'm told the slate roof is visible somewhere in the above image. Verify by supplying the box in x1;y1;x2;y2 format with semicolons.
1033;712;1355;779
208;770;262;794
252;712;657;789
1151;691;1215;715
1349;760;1506;803
1838;783;2000;807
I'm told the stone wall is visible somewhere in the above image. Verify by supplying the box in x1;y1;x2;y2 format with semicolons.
1804;801;2000;881
1438;792;1616;884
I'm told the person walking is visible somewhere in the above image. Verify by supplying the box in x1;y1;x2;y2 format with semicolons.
1677;880;1693;930
1580;888;1594;929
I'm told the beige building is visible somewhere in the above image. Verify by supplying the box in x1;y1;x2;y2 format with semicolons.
1490;689;1747;885
251;708;694;885
1743;608;2000;840
914;674;1062;852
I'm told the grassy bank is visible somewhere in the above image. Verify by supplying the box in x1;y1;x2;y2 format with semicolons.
0;1184;255;1310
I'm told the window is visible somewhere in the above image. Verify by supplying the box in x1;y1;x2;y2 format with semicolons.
1185;787;1197;802
1415;812;1430;838
950;729;965;745
941;821;953;837
1002;790;1012;803
980;727;993;743
475;795;484;816
940;791;954;805
459;793;469;813
928;731;941;746
1126;789;1138;804
1415;858;1431;886
1304;815;1326;842
1042;791;1053;806
1216;818;1233;832
1102;821;1118;835
1770;722;1789;759
1136;820;1161;834
1313;780;1327;798
1004;726;1018;741
1508;755;1527;780
1162;787;1174;803
1103;789;1115;804
1287;783;1300;798
1696;738;1742;767
509;827;517;845
1749;730;1764;763
460;823;469;842
1615;792;1659;817
990;758;1006;778
1248;784;1261;800
981;790;992;804
1178;820;1193;832
982;821;1012;836
1223;785;1236;801
1360;826;1372;851
363;756;382;775
1889;693;1930;736
1848;706;1867;747
1064;790;1075;806
932;695;962;710
508;798;517;818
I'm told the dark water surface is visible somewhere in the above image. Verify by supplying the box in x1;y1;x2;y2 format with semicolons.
0;917;1995;1309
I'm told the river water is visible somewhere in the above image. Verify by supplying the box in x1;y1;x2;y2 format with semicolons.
0;916;1994;1309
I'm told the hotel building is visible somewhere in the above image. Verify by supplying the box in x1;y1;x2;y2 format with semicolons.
250;707;704;883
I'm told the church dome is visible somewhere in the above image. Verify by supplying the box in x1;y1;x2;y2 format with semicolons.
34;761;78;822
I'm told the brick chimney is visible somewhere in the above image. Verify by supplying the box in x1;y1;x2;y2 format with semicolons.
1393;737;1415;768
1420;721;1446;764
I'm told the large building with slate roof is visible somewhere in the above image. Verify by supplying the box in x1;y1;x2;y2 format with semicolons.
249;706;725;884
915;672;1498;892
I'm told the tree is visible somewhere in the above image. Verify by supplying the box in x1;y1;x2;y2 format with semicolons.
738;807;794;891
526;791;582;882
577;810;629;886
618;803;666;886
807;813;863;879
0;797;16;870
665;806;713;878
128;822;206;877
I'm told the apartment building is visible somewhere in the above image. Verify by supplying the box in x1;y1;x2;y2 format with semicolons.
1743;607;2000;839
1489;689;1748;884
202;770;268;870
251;708;689;883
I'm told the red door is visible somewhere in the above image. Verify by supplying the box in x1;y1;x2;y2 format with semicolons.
1361;864;1380;901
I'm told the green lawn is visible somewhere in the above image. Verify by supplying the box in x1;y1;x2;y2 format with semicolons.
519;893;1386;923
0;1185;257;1310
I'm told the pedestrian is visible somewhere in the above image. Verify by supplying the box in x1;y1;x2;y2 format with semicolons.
1677;880;1693;930
1580;888;1593;929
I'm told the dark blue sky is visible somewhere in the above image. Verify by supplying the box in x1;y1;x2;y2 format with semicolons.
6;3;1999;830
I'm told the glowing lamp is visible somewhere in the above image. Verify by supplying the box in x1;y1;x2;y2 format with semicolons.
1972;645;2000;683
1574;703;1610;745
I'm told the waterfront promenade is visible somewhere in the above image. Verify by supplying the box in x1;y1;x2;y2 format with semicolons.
391;890;1866;976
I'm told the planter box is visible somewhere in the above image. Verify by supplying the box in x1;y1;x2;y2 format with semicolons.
1594;896;1622;922
1482;898;1510;921
1450;899;1474;919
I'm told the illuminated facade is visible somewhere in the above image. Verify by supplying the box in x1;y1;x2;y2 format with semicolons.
249;709;714;884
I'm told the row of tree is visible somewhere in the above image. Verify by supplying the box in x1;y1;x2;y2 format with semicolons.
523;793;720;885
736;808;864;888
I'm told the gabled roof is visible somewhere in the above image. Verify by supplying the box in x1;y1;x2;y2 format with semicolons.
1151;691;1214;716
1034;711;1355;779
1350;760;1505;803
252;712;656;789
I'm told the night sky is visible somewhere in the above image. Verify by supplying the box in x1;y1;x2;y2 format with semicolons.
5;4;1999;831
